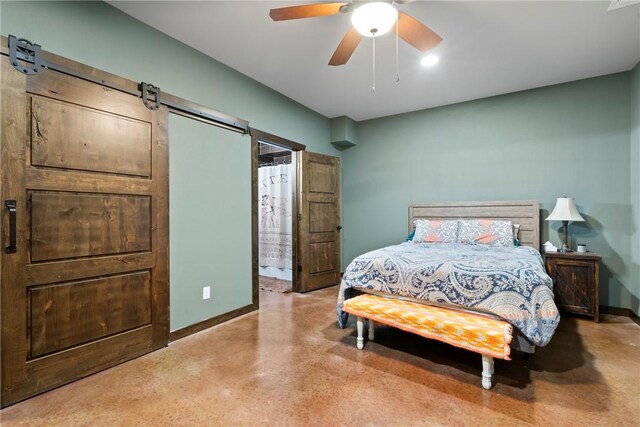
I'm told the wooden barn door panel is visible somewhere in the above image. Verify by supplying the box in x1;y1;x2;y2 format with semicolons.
29;271;153;358
297;152;341;292
30;96;152;177
0;57;169;407
29;191;152;262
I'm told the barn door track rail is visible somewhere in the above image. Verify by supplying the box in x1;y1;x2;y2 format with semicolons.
5;35;249;134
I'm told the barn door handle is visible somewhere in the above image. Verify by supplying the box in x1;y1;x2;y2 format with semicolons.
5;200;16;254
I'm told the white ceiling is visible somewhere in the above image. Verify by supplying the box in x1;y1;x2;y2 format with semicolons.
110;1;640;121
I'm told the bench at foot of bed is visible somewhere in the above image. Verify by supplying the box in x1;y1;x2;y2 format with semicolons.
342;294;513;390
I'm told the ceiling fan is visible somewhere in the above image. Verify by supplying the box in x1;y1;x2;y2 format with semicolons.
269;1;442;66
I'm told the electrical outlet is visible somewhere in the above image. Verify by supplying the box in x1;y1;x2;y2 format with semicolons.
203;286;211;300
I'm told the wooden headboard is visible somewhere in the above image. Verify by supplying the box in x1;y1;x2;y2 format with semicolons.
409;200;540;250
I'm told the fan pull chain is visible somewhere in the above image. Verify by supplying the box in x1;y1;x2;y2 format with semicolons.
372;34;376;92
395;20;399;83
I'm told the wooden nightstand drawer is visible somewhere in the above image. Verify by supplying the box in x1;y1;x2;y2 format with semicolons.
544;252;601;322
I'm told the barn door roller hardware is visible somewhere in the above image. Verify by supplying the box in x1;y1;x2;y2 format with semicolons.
140;82;161;110
5;35;249;134
9;36;42;75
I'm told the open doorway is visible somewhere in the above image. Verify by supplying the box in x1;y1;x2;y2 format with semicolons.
258;141;294;293
251;129;305;298
250;129;341;302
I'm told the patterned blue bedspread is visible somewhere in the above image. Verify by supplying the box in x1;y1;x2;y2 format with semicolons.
337;243;560;347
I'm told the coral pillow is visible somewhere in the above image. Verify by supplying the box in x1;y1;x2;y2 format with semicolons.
412;219;459;243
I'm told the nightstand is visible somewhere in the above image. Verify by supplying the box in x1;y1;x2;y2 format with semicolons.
544;251;601;322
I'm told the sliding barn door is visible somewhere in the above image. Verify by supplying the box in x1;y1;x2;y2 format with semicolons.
297;152;341;292
0;57;169;407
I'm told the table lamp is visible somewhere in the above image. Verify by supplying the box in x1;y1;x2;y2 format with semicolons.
546;197;585;252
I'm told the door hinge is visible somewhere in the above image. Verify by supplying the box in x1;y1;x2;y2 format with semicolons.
298;213;302;221
139;82;161;110
9;35;42;75
297;264;302;272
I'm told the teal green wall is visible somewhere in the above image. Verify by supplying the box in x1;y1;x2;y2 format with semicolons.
0;1;338;331
344;73;635;310
169;116;251;331
631;62;640;314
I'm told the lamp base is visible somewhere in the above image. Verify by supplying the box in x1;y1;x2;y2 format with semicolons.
561;220;571;253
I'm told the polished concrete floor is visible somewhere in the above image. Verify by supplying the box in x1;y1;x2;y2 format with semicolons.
2;286;639;426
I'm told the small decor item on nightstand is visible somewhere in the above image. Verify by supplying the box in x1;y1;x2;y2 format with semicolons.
546;197;585;252
577;244;587;253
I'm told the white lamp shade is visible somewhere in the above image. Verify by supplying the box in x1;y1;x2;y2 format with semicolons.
351;2;398;37
546;197;585;222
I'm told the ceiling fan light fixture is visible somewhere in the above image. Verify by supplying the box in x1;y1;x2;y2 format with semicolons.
351;2;398;37
421;54;439;66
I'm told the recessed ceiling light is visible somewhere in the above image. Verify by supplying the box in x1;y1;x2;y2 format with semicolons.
421;55;439;67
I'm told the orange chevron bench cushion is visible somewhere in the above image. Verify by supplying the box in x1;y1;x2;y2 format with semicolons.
342;294;513;360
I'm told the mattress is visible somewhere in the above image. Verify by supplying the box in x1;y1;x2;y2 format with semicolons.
337;242;560;347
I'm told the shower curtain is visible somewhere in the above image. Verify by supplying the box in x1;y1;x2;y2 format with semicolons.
258;164;293;269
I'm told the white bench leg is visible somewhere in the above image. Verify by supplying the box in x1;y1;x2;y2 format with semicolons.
368;319;375;341
481;355;494;390
356;317;364;350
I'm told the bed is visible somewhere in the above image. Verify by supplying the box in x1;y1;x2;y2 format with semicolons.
337;200;560;353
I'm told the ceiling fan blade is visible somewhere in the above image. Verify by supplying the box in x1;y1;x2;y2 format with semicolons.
395;12;442;53
269;2;347;21
328;27;362;66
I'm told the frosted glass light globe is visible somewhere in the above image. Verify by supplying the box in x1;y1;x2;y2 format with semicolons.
351;2;399;37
